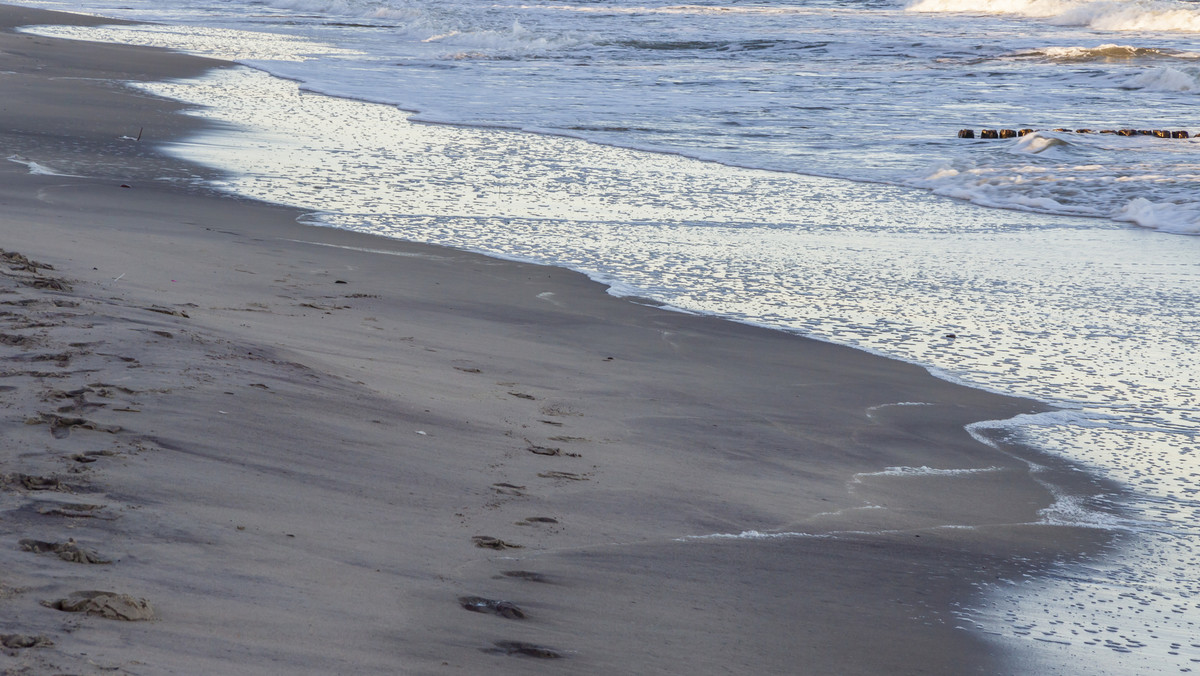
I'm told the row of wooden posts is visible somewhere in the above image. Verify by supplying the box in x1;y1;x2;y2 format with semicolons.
959;128;1191;139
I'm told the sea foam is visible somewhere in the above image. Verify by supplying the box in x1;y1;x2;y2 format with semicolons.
853;466;1003;480
19;24;359;61
1114;197;1200;234
6;155;77;176
908;0;1200;33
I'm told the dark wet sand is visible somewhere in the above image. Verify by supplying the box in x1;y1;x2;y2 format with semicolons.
0;5;1112;674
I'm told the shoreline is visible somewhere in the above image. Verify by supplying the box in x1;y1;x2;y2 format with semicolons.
0;5;1115;674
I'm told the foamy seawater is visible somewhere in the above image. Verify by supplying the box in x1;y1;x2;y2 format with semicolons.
10;1;1200;672
18;0;1200;233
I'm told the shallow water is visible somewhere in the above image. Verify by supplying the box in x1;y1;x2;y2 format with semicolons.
10;1;1200;672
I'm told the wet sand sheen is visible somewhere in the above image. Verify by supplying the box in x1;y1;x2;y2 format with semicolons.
0;5;1112;674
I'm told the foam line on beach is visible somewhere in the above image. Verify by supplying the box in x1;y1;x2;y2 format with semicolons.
676;530;834;541
6;154;79;177
280;237;447;259
965;417;1126;531
852;465;1004;481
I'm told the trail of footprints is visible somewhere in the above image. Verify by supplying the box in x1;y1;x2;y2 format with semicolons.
452;365;607;661
0;249;169;655
3;246;593;662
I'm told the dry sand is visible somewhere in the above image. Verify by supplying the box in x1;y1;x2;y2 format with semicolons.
0;6;1112;674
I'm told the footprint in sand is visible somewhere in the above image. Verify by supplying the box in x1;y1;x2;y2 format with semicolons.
86;382;143;397
4;474;65;491
143;305;190;318
491;483;526;497
0;249;53;272
536;471;588;481
525;438;581;458
526;442;565;457
19;538;110;564
472;536;523;550
0;297;39;307
24;413;121;438
70;450;118;464
458;596;526;619
18;278;70;292
33;502;116;520
41;591;154;621
0;251;67;290
499;570;554;583
484;641;563;659
0;634;54;649
51;385;102;400
22;352;72;366
0;332;34;346
539;404;581;418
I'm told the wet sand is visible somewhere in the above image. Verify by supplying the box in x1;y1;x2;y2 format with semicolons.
0;5;1112;674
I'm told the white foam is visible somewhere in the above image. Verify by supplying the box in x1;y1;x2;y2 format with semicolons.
906;0;1075;17
1055;1;1200;33
6;155;77;177
18;24;360;62
1113;197;1200;234
527;3;821;16
968;409;1134;441
1036;493;1128;529
908;0;1200;33
1008;132;1069;154
853;465;1003;481
913;142;1200;234
913;164;1107;219
865;401;935;416
677;530;829;541
963;416;1133;533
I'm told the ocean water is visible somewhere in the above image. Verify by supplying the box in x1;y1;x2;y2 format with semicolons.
9;0;1200;672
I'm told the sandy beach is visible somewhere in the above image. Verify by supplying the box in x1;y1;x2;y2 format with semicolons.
0;6;1113;674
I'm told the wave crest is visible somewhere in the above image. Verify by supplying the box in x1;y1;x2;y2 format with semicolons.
1120;66;1200;92
1009;132;1071;154
907;0;1200;33
1115;197;1200;233
1017;43;1181;61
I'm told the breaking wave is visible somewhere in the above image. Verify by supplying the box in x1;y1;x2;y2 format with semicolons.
907;0;1200;33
